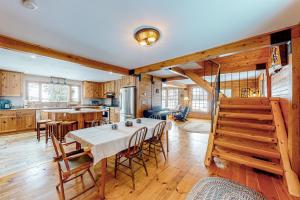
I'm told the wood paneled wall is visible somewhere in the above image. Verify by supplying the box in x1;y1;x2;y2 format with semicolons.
136;74;162;118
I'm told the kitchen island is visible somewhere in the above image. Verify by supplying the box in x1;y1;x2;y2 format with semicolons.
41;108;104;129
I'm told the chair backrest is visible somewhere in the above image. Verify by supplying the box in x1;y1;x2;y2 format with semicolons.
51;133;71;171
183;107;190;118
152;121;166;140
127;127;147;155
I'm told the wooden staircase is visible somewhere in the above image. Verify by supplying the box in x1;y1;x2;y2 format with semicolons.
205;97;300;197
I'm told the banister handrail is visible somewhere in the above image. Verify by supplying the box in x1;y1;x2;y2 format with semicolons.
210;61;221;131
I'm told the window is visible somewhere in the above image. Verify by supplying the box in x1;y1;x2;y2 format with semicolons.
27;82;39;101
191;87;208;112
162;89;166;109
27;82;81;103
70;86;80;102
221;89;232;97
41;84;68;102
167;89;179;109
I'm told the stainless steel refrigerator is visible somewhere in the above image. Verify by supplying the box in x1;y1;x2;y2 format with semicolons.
119;86;136;121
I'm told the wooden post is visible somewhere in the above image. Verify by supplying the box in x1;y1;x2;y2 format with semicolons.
289;25;300;176
266;63;272;98
271;100;300;197
204;102;220;166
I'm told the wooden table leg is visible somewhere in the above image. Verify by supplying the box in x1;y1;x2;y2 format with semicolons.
166;130;169;152
99;158;107;200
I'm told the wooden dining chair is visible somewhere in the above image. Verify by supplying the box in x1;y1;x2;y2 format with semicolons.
144;121;167;168
51;133;97;200
114;127;148;190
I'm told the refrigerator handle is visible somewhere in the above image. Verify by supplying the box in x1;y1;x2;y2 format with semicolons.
119;93;122;110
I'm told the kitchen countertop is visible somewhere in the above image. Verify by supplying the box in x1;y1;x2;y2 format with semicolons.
0;105;118;111
41;108;106;114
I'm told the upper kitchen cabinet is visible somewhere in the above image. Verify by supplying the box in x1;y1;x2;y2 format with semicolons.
103;81;115;94
114;79;121;97
83;81;103;99
120;76;136;88
0;71;22;97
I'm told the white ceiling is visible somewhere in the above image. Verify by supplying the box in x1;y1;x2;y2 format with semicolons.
0;0;299;70
0;48;122;82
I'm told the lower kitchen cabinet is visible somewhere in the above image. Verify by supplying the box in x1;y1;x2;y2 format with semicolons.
0;109;36;133
16;110;36;131
0;117;17;133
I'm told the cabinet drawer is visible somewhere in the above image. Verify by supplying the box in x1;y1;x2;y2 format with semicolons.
0;110;17;117
16;109;36;116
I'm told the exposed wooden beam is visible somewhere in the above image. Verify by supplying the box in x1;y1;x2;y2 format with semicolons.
170;67;213;93
0;34;129;75
165;76;188;81
216;58;269;69
134;34;271;74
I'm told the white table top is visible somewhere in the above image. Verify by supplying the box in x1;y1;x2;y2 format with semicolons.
67;118;169;164
42;108;105;114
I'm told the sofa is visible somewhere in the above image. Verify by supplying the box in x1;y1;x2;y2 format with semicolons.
143;106;170;120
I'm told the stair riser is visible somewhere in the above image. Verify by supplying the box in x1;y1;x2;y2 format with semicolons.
212;152;283;175
214;141;280;159
218;121;275;131
216;130;277;144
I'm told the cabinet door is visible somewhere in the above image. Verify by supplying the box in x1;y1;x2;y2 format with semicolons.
0;71;22;96
9;72;22;96
114;79;121;97
16;110;36;131
0;116;17;133
83;82;93;98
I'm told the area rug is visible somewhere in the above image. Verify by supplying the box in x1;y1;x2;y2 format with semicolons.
179;120;211;134
186;177;266;200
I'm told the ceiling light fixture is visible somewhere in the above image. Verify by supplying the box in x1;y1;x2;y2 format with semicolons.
30;54;37;59
22;0;38;10
134;27;160;46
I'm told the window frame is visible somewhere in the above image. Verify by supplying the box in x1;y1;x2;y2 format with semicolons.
162;88;179;109
191;86;209;113
26;81;81;103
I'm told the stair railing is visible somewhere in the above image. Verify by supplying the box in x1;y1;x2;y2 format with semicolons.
210;62;221;131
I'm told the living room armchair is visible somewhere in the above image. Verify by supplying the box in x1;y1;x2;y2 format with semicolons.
173;106;190;121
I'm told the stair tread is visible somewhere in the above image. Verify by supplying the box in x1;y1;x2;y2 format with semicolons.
216;129;277;143
212;150;283;175
220;105;272;110
218;120;276;131
214;138;280;159
219;112;273;121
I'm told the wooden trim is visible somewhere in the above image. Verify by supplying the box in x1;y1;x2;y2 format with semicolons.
204;102;220;166
134;34;271;74
271;100;300;197
0;34;129;75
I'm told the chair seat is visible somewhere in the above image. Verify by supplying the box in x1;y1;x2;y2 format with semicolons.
59;154;93;172
37;119;52;124
118;146;141;158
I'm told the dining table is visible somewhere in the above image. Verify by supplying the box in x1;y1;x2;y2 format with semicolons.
66;118;171;200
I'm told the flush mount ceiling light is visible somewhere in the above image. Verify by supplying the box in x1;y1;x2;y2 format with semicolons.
22;0;38;10
134;27;160;46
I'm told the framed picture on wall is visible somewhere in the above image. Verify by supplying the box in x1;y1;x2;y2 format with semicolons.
241;88;250;98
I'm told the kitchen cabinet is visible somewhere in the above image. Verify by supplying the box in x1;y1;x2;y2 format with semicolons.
16;110;36;131
103;81;115;95
83;81;104;99
114;79;121;97
0;110;17;133
0;71;22;97
121;76;136;88
0;109;36;133
109;107;120;123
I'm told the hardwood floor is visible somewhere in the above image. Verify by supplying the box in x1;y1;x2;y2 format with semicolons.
0;119;297;200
